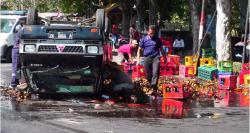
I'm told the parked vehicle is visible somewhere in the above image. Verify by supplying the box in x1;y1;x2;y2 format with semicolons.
0;11;27;62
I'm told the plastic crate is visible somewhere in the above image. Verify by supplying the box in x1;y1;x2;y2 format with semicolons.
215;90;236;107
201;48;216;58
185;56;198;66
162;83;191;99
160;55;180;66
218;61;233;72
121;62;136;72
179;65;195;77
132;65;146;79
242;63;250;71
161;99;189;118
160;64;176;76
239;70;250;85
218;75;237;90
233;62;242;74
218;71;233;76
200;58;215;67
198;66;218;80
244;75;250;87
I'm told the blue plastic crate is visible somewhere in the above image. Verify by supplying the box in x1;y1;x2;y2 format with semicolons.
218;71;233;76
198;66;218;80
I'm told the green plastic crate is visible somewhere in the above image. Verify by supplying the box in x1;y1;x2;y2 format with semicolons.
218;61;233;72
198;66;218;80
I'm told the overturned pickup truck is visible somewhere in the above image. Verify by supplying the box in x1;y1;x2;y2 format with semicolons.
20;9;108;94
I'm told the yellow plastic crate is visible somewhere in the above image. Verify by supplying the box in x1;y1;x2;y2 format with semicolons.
244;75;250;86
185;56;198;66
200;58;215;66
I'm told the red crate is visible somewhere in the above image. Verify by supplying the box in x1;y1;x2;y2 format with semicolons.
160;55;180;66
162;83;191;99
160;64;176;76
215;90;236;107
161;99;189;118
242;63;250;71
132;65;146;79
238;92;249;107
239;70;250;85
179;65;195;77
121;62;135;72
218;75;237;90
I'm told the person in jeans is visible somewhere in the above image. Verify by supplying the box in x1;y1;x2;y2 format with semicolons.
137;25;166;95
10;24;22;89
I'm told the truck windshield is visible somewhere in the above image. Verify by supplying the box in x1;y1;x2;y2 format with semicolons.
0;19;16;33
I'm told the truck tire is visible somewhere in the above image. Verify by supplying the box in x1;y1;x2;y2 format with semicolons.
96;9;105;33
26;8;38;25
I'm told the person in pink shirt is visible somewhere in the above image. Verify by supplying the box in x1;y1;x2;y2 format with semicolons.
118;40;138;63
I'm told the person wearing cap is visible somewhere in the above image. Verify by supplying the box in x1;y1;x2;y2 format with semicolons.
9;24;22;89
118;40;138;64
137;25;167;95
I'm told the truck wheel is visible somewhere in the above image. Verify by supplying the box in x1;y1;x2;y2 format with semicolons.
26;8;38;25
6;48;12;63
96;9;105;32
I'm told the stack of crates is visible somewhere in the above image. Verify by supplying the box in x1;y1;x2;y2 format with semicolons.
160;55;180;75
239;63;250;87
218;61;233;75
198;66;218;80
218;75;237;90
185;56;198;75
131;65;146;80
179;65;195;77
201;48;216;58
200;57;216;67
162;83;191;99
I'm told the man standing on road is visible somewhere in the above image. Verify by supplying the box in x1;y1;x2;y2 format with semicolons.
137;25;167;95
9;24;22;89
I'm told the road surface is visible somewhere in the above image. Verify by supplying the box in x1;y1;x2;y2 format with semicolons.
1;63;249;133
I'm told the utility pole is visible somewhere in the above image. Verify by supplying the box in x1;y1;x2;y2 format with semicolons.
197;0;205;56
242;0;250;63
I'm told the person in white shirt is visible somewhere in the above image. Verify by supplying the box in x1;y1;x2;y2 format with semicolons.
173;35;185;56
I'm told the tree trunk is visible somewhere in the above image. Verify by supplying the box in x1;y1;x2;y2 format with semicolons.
148;0;157;26
136;0;144;33
238;0;248;34
216;0;232;61
120;2;131;37
188;0;200;54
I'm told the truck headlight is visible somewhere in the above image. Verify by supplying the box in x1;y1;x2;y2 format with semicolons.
24;45;36;52
86;46;98;54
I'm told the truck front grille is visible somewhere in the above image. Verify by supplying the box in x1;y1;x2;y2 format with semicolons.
38;45;58;52
38;45;83;53
63;46;83;53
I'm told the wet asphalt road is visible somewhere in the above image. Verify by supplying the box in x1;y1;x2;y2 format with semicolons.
1;63;249;133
